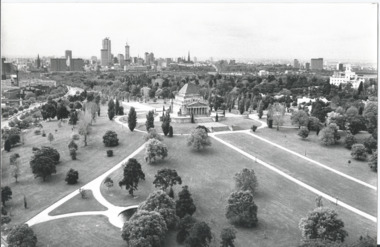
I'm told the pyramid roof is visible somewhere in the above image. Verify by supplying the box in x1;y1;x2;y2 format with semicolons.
178;83;200;95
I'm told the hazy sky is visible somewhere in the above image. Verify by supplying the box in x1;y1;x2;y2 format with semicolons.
1;3;378;62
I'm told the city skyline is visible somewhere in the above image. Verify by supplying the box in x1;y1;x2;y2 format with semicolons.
1;3;378;62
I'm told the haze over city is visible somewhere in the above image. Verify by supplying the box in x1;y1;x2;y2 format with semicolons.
1;3;377;62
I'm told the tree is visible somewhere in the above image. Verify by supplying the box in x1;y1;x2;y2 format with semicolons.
177;215;197;244
268;102;285;130
118;158;145;196
121;210;167;247
138;190;179;229
30;155;57;181
368;151;377;172
78;111;92;146
7;224;37;247
351;144;367;161
145;139;168;164
299;207;348;242
257;101;264;119
4;139;11;152
191;113;195;123
347;116;366;135
145;110;155;131
2;127;21;146
56;103;70;120
176;185;196;218
161;111;171;136
345;106;359;120
153;168;182;196
68;140;78;151
69;148;77;160
187;128;211;150
220;227;237;247
234;168;258;194
344;132;356;149
104;177;114;190
65;169;79;184
291;110;309;128
48;133;54;144
364;136;377;154
319;123;340;146
169;126;173;137
363;102;377;134
298;126;310;139
10;163;21;183
108;99;115;120
31;146;60;164
144;128;163;141
226;190;258;227
41;103;57;120
1;186;12;206
69;110;78;125
185;221;213;247
128;107;137;131
103;130;119;147
115;99;120;116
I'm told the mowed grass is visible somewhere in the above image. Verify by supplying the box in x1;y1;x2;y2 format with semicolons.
99;135;375;246
1;105;145;227
220;116;262;130
49;191;107;216
216;133;377;216
256;125;377;186
32;215;125;247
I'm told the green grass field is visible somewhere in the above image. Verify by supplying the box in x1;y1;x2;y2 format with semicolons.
1;105;145;227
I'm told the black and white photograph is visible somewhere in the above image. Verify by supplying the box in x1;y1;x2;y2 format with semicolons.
0;1;378;247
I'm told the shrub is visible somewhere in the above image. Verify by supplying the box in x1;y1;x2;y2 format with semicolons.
69;148;77;160
34;129;41;135
144;128;163;141
344;132;357;149
107;150;113;157
71;133;80;141
7;224;37;247
368;151;377;172
251;125;258;132
65;169;79;184
364;136;377;154
68;140;78;151
103;130;119;147
351;144;367;161
298;126;309;139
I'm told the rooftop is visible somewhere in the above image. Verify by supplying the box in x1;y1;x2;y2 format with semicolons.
178;82;200;95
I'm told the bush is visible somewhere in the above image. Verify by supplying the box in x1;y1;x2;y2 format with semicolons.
103;130;119;147
251;125;258;132
364;136;377;154
34;129;41;135
107;150;113;157
65;169;79;184
351;144;367;161
68;140;78;151
69;148;77;160
344;132;357;149
7;224;37;247
144;128;163;141
368;151;377;172
298;126;309;139
42;130;46;137
71;133;80;141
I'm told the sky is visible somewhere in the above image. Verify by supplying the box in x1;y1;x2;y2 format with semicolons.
1;3;378;62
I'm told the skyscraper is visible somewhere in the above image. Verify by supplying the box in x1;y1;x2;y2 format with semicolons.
144;52;149;65
101;38;112;66
118;54;125;67
310;58;323;71
293;59;300;69
36;54;41;68
125;43;130;60
188;51;190;62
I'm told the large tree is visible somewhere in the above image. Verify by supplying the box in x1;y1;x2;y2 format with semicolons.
145;110;155;131
268;102;285;131
176;185;196;218
7;224;38;247
108;99;115;120
30;155;57;181
121;210;167;247
220;227;237;247
319;123;340;146
2;127;21;147
291;110;309;128
127;107;137;131
187;128;211;151
138;190;179;229
153;168;182;197
368;151;377;172
1;186;12;206
226;190;258;227
78;111;92;146
363;102;377;134
299;207;348;242
103;130;119;147
234;168;258;194
185;221;213;247
144;128;163;142
145;139;168;164
177;215;197;244
118;158;145;196
161;111;171;136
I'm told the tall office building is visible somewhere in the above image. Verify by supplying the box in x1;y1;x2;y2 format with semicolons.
305;62;310;71
118;54;125;67
310;58;323;71
149;52;155;65
144;52;149;65
101;38;112;66
336;63;344;71
125;43;130;60
50;50;83;72
293;59;300;69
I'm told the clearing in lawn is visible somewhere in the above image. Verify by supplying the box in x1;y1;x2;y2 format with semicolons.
0;105;145;227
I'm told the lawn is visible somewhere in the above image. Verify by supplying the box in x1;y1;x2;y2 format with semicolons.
216;133;377;216
1;105;145;227
255;125;377;186
49;191;107;216
32;216;125;247
99;135;375;246
220;116;262;130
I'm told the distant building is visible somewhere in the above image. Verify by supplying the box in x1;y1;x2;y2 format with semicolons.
50;51;83;72
101;37;112;66
305;62;310;71
311;58;323;70
144;52;149;65
2;58;17;80
36;55;41;68
125;42;130;64
173;83;209;116
329;65;365;89
149;52;155;65
336;63;344;71
294;59;300;69
118;54;125;67
91;56;97;64
258;70;268;76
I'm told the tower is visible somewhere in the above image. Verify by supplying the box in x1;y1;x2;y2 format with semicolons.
125;42;130;60
36;54;41;68
101;38;112;66
188;51;190;62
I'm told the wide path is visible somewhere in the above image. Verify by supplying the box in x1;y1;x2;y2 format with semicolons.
211;132;377;222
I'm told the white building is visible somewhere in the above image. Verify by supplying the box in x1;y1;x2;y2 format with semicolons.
329;65;365;89
258;70;268;76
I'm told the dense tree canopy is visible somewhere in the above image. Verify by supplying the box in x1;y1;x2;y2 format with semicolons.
234;168;258;194
176;185;196;218
226;190;258;227
7;224;38;247
145;139;168;164
187;128;211;150
118;158;145;196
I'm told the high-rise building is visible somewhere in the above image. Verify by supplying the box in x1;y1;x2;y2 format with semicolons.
50;50;83;72
188;51;190;62
101;38;112;66
149;53;155;65
144;52;149;65
36;55;41;68
125;43;130;60
310;58;323;71
293;59;300;69
336;63;344;71
118;54;125;66
305;63;310;71
65;50;72;60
